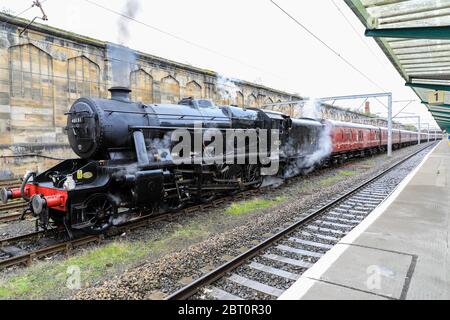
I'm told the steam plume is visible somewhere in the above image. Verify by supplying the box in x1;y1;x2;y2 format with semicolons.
283;99;332;178
302;98;323;119
108;0;141;88
216;74;240;103
118;0;140;45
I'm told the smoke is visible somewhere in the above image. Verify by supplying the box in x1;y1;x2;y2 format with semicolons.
108;43;137;88
302;122;332;168
117;0;141;45
216;74;240;103
108;0;141;88
302;98;323;119
282;123;332;178
112;162;139;179
111;134;172;179
261;176;284;188
146;133;173;161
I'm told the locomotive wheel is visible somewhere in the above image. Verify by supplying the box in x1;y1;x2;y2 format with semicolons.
244;165;263;189
81;193;117;234
199;193;216;203
163;198;184;212
217;165;242;195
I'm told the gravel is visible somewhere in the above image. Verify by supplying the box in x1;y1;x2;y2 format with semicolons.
0;218;37;240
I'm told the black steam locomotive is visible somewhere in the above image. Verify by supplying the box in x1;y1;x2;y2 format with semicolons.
1;87;318;236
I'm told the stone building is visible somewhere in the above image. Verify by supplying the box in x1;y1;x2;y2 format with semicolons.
0;13;388;179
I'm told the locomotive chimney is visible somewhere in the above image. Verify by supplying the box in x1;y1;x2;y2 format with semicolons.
365;101;371;115
109;87;132;102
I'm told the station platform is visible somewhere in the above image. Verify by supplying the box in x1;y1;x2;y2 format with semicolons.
280;140;450;300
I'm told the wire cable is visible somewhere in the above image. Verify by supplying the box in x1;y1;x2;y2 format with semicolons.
269;0;386;93
330;0;389;72
393;100;414;118
83;0;287;81
1;0;49;28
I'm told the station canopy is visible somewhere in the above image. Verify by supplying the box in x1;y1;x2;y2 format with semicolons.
345;0;450;132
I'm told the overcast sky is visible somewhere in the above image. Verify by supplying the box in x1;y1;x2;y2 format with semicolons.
1;0;439;128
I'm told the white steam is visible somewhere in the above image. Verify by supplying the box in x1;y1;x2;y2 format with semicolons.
303;123;332;168
108;43;137;88
118;0;141;45
283;123;332;178
302;98;323;119
216;74;240;103
261;176;284;188
146;134;173;162
282;98;333;178
109;0;141;88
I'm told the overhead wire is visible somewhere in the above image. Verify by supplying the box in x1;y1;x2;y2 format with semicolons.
83;0;287;82
269;0;386;93
330;0;390;72
1;0;49;28
269;0;407;114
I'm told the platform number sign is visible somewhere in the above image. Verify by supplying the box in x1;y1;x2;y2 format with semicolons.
428;90;445;105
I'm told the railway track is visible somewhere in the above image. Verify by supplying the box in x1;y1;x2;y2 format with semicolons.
0;189;259;271
166;143;436;300
0;200;27;223
0;179;20;188
0;200;26;212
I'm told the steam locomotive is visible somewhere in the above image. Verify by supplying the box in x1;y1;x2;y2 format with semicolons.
0;87;441;236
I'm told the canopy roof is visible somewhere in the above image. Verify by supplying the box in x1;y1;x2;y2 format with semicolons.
345;0;450;132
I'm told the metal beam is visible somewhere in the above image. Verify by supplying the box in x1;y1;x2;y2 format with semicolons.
345;0;410;80
366;26;450;40
430;111;450;118
406;82;450;91
434;116;450;122
320;92;391;101
410;74;450;81
426;104;450;112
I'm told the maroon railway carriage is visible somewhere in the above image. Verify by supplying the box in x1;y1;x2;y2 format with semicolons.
328;120;419;159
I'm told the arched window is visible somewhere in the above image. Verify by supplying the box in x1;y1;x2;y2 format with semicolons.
185;80;202;99
68;55;100;99
160;75;180;104
247;94;257;108
236;92;244;107
257;94;265;106
9;43;53;106
130;69;153;103
264;97;274;105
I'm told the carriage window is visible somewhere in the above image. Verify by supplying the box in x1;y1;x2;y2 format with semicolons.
358;131;363;141
346;130;351;141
